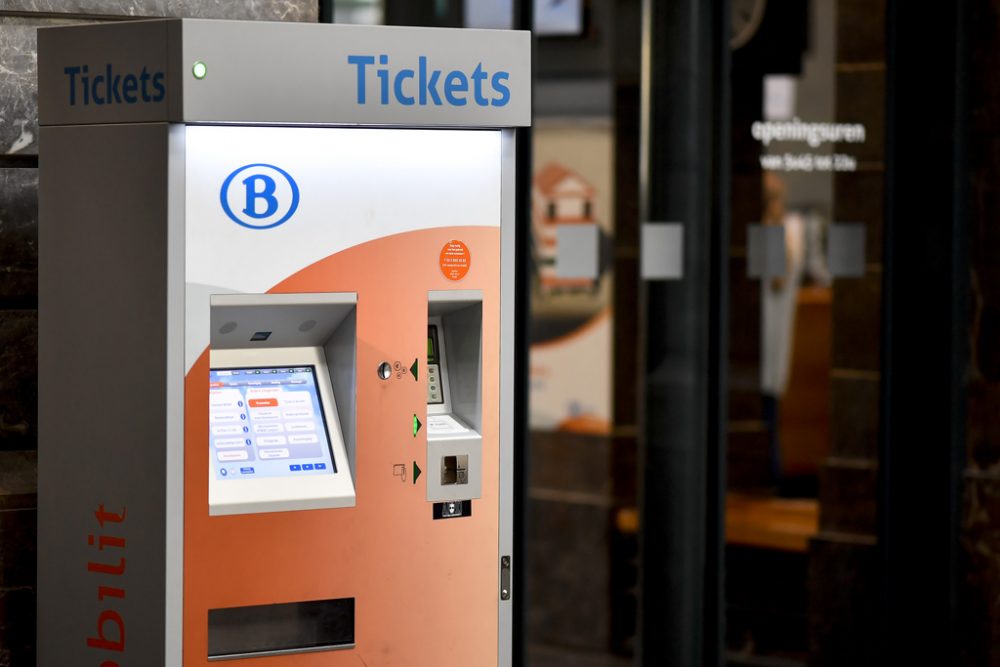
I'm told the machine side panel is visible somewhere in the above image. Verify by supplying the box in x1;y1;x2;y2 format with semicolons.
38;123;171;666
37;21;172;127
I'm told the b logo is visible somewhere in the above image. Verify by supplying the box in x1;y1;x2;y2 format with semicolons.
220;163;300;230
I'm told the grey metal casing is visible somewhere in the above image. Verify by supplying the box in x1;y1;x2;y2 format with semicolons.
37;18;524;667
38;122;182;666
208;293;358;516
427;293;484;503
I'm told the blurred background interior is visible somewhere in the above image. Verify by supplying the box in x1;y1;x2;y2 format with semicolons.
2;0;999;664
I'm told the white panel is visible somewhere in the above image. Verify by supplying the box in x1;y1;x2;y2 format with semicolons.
828;223;866;278
641;222;684;280
535;0;583;35
556;224;600;280
184;126;502;295
464;0;514;29
763;75;797;121
747;224;787;278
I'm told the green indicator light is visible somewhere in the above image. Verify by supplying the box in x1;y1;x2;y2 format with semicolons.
413;414;422;437
192;61;208;80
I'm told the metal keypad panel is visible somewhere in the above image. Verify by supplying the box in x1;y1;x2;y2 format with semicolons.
427;363;443;404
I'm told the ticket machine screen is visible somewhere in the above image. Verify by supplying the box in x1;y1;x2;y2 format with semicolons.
209;366;337;481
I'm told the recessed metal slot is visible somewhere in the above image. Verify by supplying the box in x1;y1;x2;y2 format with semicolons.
208;597;354;661
441;454;468;485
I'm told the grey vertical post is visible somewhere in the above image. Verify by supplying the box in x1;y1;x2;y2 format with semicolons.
637;0;728;665
512;2;533;665
880;0;967;663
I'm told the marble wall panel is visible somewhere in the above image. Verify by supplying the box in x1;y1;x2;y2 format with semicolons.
0;311;37;450
2;0;317;21
0;2;317;157
0;507;35;589
961;473;1000;665
968;375;1000;472
0;583;35;667
0;18;64;156
0;451;36;509
0;168;38;300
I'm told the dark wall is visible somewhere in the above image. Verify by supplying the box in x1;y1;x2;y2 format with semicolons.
524;1;642;663
0;3;318;664
807;1;886;664
962;0;1000;662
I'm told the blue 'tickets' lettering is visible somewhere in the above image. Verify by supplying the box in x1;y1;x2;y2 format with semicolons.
64;63;166;107
349;54;511;108
347;55;375;104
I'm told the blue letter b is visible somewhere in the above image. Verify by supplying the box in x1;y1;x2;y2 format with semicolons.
242;174;279;218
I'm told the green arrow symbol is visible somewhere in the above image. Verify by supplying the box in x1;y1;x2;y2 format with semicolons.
413;414;422;437
413;461;421;484
410;357;418;381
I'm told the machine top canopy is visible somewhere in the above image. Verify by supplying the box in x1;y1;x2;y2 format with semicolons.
38;19;531;128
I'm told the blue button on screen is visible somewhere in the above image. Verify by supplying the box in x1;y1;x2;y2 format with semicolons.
315;463;327;470
302;464;314;470
289;464;302;471
240;467;255;475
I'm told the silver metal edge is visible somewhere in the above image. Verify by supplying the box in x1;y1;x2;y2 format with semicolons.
498;127;517;666
165;123;186;665
207;642;356;661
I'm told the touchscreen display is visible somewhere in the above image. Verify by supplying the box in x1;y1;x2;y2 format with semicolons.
209;366;337;481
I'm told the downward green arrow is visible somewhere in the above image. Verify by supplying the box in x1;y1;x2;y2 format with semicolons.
413;414;422;437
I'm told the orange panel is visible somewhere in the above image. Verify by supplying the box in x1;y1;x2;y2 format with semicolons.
184;227;501;666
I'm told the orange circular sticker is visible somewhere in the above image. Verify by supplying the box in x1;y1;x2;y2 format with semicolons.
439;240;471;281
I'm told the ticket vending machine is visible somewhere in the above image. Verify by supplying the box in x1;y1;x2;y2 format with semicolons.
36;20;528;666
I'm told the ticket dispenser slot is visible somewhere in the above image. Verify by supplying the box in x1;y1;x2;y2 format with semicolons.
209;293;357;516
427;290;483;502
